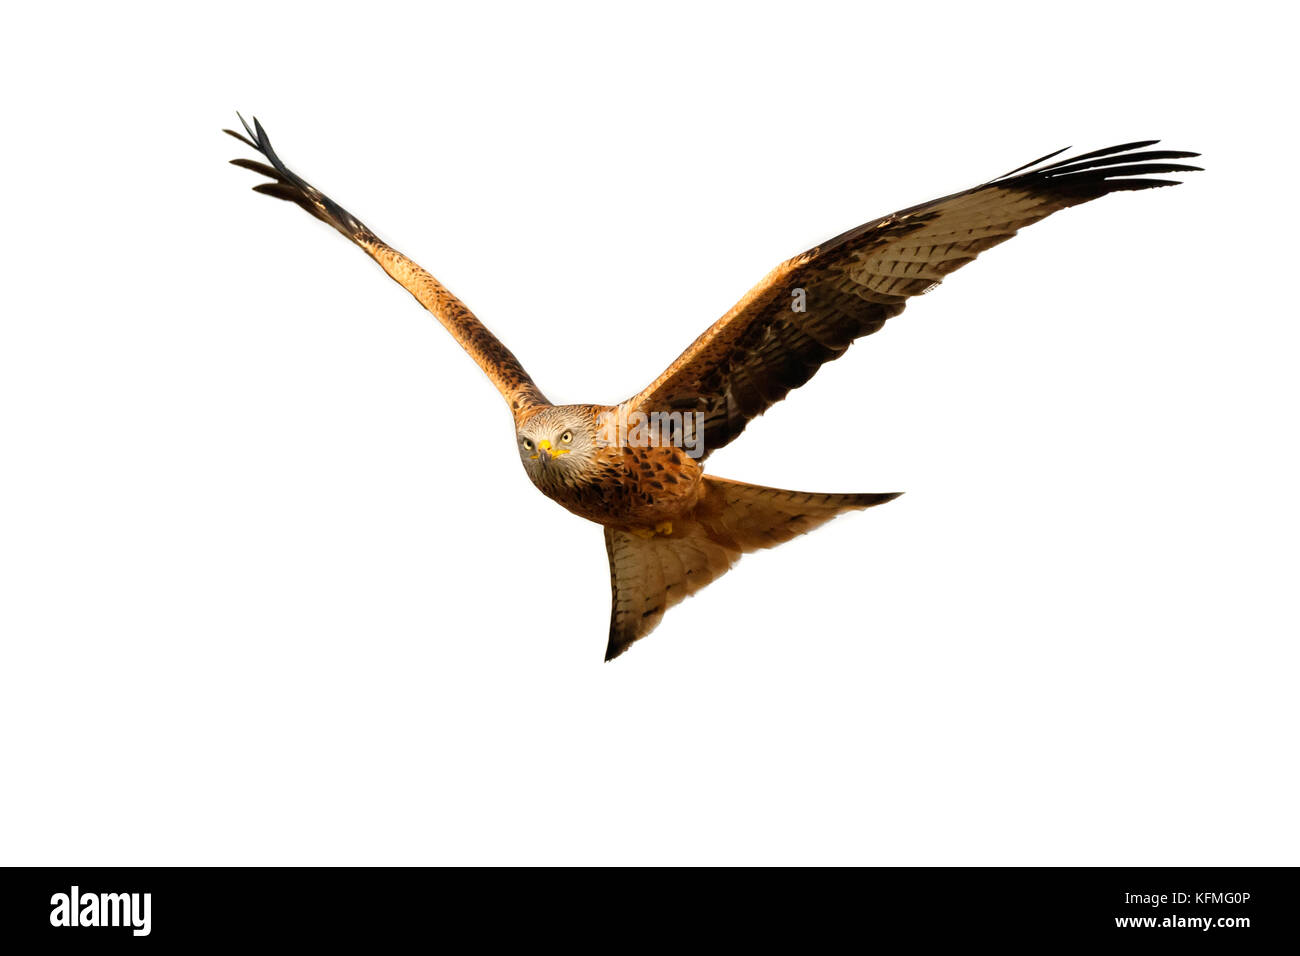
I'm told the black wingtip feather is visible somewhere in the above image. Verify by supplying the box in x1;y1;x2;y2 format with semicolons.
991;140;1202;202
222;127;257;150
1037;140;1162;171
229;157;279;178
1038;152;1202;179
996;146;1071;181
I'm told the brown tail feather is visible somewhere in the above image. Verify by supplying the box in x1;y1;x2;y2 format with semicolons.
603;477;900;660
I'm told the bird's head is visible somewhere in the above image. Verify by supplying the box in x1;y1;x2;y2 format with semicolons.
517;405;600;485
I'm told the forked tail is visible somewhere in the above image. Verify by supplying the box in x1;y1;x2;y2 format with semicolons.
603;477;900;660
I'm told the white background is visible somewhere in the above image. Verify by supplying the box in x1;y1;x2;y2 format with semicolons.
2;1;1296;865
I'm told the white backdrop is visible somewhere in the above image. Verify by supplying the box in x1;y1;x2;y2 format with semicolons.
2;1;1295;865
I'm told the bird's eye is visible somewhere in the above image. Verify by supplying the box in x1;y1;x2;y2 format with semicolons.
560;430;573;444
522;438;533;450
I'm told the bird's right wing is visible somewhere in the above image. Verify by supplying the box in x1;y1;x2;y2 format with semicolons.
226;115;549;422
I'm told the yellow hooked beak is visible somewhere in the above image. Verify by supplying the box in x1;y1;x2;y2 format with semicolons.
529;439;571;462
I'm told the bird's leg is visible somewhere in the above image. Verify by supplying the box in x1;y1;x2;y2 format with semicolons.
628;522;673;539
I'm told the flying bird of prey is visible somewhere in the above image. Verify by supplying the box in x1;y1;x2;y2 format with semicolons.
226;116;1199;660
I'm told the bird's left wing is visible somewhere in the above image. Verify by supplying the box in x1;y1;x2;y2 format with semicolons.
623;142;1200;459
226;115;549;423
